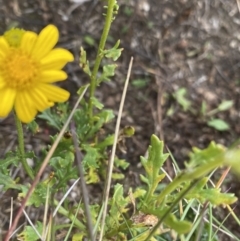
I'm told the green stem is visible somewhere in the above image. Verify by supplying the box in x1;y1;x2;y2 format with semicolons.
54;200;85;230
14;113;34;180
88;0;116;118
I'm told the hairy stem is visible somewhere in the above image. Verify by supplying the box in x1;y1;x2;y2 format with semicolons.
14;113;34;180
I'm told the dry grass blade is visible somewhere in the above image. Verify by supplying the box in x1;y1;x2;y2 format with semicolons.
4;85;89;241
22;209;43;241
71;121;95;241
98;57;134;241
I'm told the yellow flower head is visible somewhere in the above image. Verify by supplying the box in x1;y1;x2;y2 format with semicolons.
0;25;74;123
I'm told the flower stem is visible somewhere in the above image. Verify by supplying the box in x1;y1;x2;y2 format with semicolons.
14;113;34;180
88;0;116;118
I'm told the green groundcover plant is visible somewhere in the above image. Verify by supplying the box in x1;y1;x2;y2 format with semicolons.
0;1;240;241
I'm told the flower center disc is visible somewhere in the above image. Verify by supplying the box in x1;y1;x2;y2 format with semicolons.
3;49;40;90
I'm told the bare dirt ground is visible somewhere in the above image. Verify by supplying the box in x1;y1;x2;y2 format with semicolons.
1;0;240;240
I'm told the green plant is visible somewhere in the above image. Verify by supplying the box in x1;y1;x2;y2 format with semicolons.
0;1;239;241
171;87;233;131
201;100;233;131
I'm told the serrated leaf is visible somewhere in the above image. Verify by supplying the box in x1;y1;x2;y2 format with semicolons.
207;119;230;131
18;184;46;207
185;178;237;206
0;173;21;190
186;141;225;168
86;110;115;138
82;145;99;168
104;40;123;61
140;135;168;202
217;100;233;111
107;184;129;229
0;152;19;174
98;64;117;83
114;157;129;170
17;221;43;241
85;167;100;184
38;108;61;130
112;184;128;213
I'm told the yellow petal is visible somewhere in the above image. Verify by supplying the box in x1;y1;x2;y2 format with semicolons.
0;87;16;117
32;25;59;59
28;88;54;111
15;91;37;123
0;36;9;58
38;84;70;102
40;70;68;83
41;48;74;70
21;31;38;54
0;76;6;89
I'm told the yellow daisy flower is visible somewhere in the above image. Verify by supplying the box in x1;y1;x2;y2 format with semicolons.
0;25;74;123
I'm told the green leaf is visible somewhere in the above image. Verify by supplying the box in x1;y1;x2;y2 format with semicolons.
162;211;192;234
95;134;114;149
104;40;123;61
112;183;129;215
114;157;129;170
173;87;191;111
37;103;69;130
74;107;92;141
17;221;43;241
186;141;226;168
112;173;125;180
84;35;95;46
0;151;19;174
27;120;39;134
217;100;233;111
91;96;104;109
79;46;91;76
86;167;100;184
18;183;47;207
86;110;115;138
0;173;21;191
185;178;237;206
131;79;148;88
106;184;129;231
207;119;230;131
82;145;99;168
37;108;61;130
140;135;168;202
98;64;117;83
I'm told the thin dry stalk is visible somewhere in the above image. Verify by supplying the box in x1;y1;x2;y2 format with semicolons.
71;121;95;241
98;57;134;241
